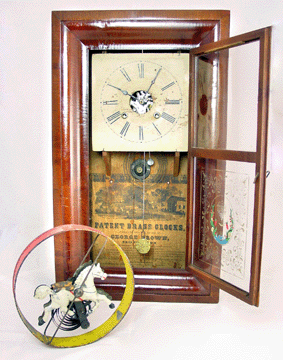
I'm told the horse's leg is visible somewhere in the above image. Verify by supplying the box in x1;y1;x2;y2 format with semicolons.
81;292;114;313
60;305;75;316
96;293;115;309
73;301;90;329
82;293;100;312
56;292;75;316
38;310;46;326
38;304;53;325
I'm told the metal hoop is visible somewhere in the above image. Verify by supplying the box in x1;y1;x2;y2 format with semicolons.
12;224;135;348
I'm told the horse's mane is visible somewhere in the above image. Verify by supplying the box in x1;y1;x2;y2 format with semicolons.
70;260;92;283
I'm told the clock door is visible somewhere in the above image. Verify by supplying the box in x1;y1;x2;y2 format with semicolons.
188;27;271;305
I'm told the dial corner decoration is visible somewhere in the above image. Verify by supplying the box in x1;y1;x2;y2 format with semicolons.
92;53;190;152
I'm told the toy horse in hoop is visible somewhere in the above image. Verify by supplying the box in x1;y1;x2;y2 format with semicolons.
34;262;115;330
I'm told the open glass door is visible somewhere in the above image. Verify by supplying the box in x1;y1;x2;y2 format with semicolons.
188;27;271;306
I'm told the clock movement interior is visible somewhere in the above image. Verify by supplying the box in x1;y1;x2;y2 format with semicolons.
90;50;192;272
90;151;189;270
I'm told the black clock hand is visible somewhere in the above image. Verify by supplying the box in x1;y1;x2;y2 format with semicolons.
107;83;137;100
147;67;162;93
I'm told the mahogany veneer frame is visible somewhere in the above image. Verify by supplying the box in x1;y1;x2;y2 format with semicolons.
52;10;232;302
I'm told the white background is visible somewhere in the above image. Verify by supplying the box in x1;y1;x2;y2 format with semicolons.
1;1;283;359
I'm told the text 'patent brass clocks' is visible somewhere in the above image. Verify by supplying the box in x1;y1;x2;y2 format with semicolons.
92;53;189;152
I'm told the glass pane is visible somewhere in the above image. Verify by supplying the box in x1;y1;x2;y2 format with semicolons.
195;52;219;148
195;41;260;152
193;158;255;292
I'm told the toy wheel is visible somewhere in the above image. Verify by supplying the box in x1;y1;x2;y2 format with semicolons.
13;224;135;347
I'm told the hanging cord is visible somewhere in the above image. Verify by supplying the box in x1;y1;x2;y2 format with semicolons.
129;153;136;248
141;151;146;239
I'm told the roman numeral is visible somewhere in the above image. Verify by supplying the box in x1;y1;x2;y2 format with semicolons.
103;100;118;105
120;121;130;137
161;81;175;92
165;99;180;105
107;111;121;124
138;63;144;78
161;112;176;123
139;126;144;141
152;122;161;135
120;68;131;82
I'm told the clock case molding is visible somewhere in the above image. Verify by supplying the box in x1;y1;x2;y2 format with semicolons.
52;10;271;305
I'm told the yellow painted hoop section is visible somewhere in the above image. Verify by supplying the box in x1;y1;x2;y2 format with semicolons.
13;225;135;348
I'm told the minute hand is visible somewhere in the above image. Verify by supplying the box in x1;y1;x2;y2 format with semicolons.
147;68;162;93
107;83;132;97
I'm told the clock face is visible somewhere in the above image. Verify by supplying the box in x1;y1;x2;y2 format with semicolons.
92;53;189;152
100;60;183;144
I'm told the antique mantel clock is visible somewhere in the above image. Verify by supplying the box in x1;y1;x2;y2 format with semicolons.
52;10;271;306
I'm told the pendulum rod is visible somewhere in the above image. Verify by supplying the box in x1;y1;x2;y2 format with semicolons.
142;151;146;238
131;153;136;249
142;152;146;263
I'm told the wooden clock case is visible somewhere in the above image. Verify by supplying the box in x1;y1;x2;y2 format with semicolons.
52;10;270;305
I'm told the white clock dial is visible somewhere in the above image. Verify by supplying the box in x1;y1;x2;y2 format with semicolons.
100;61;183;144
92;53;189;152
